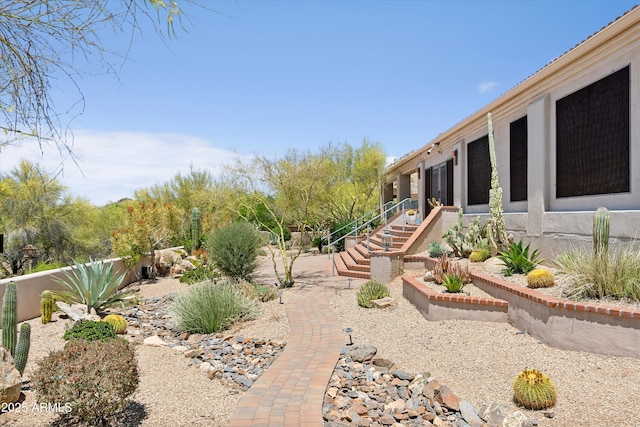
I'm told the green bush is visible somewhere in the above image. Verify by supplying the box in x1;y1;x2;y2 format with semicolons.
428;241;449;258
206;221;262;282
252;283;278;302
53;258;134;312
63;320;117;342
497;240;544;276
357;280;391;308
328;218;355;252
172;281;260;334
31;338;138;426
555;244;640;302
31;261;64;273
179;264;218;285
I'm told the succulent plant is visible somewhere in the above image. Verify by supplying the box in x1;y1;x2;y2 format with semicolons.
593;207;610;259
498;240;544;276
443;210;487;258
103;314;128;335
526;269;555;289
41;290;55;324
2;282;17;356
469;248;490;263
357;280;391;308
428;241;449;258
513;369;557;410
14;323;30;375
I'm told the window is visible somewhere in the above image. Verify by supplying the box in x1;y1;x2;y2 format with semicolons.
556;66;630;198
467;135;490;205
510;116;528;202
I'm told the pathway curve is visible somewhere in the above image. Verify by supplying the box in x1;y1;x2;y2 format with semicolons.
228;282;344;426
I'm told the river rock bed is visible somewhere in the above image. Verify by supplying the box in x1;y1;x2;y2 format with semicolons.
323;344;550;427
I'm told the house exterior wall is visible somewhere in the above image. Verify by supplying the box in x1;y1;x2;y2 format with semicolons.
383;7;640;256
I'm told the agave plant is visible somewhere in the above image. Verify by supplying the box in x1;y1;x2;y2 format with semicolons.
53;258;134;312
497;240;544;276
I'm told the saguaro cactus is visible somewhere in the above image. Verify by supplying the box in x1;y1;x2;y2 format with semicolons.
14;323;30;375
593;207;610;259
2;282;17;356
192;207;201;251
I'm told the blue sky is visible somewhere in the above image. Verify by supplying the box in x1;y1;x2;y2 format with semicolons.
2;0;637;205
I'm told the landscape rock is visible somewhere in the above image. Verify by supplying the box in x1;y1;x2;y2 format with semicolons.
55;302;101;321
370;297;397;308
350;344;377;362
0;347;22;405
143;335;168;347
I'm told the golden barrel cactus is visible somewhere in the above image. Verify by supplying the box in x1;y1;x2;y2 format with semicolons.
103;314;128;335
526;268;555;289
469;249;490;263
513;369;557;410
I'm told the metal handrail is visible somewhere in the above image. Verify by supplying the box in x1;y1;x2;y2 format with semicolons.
328;198;413;275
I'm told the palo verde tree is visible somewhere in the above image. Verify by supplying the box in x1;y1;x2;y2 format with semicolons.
223;145;339;287
111;200;183;278
0;0;196;154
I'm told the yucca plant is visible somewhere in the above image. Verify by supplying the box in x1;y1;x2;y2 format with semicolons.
498;240;544;276
53;259;134;313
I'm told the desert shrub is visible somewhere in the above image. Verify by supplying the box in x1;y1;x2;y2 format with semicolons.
31;338;138;426
251;283;278;302
555;244;640;302
497;240;544;276
428;241;449;258
357;280;391;308
328;218;355;252
172;281;260;334
179;263;218;284
31;261;64;273
63;320;116;342
53;258;134;312
206;221;262;282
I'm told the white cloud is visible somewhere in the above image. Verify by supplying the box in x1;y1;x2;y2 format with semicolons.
0;130;245;206
476;81;499;94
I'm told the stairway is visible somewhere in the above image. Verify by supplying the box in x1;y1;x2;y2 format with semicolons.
333;223;419;279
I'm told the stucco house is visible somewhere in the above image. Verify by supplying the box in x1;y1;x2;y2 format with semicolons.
382;6;640;258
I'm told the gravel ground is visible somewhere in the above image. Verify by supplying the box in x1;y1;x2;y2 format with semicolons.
2;254;640;427
1;276;289;427
330;272;640;427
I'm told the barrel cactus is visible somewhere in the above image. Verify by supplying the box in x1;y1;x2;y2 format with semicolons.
526;268;555;289
469;248;490;263
103;314;128;335
41;290;56;324
513;369;557;410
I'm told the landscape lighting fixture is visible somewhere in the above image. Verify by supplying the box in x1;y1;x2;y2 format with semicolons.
381;228;393;251
348;278;353;289
345;327;354;346
278;291;283;304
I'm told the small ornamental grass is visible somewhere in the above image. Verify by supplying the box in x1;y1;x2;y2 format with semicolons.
31;338;138;426
357;280;391;308
555;244;640;302
172;281;260;334
428;241;449;258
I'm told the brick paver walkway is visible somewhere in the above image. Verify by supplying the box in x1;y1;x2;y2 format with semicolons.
228;283;344;426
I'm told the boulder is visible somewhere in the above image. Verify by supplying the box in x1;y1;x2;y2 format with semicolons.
155;249;183;276
56;302;101;321
349;344;377;363
143;335;168;347
0;346;22;405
